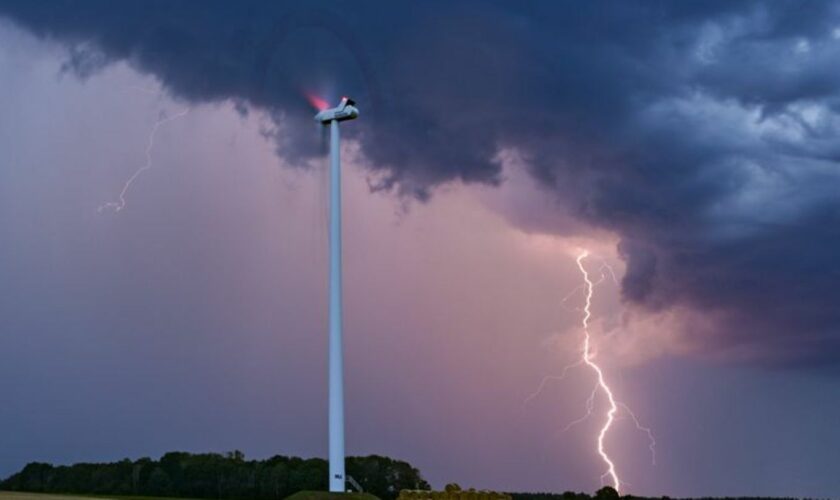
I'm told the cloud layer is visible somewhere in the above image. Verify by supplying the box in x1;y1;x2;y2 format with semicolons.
2;1;839;366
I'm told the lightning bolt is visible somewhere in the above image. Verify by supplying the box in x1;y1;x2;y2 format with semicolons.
98;107;189;213
525;250;655;493
577;249;622;490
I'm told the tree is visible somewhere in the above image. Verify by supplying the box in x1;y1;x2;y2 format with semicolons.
347;455;430;500
146;467;173;496
595;487;618;500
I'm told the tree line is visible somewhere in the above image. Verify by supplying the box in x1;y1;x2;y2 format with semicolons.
508;489;812;500
0;451;429;500
1;455;816;500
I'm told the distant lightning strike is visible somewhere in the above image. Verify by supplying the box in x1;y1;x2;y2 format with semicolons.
526;250;655;493
98;108;189;213
577;250;622;490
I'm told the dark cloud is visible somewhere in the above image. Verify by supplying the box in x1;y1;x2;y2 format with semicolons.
2;0;839;366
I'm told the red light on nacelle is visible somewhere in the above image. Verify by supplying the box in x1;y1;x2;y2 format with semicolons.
305;91;329;111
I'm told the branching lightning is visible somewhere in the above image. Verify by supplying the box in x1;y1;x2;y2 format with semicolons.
525;250;655;492
577;249;622;490
98;108;189;213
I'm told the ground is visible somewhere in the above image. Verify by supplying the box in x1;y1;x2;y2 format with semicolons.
0;494;199;500
0;495;111;500
0;494;96;500
285;492;380;500
0;492;380;500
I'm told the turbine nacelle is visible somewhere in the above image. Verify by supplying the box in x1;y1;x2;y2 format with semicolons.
315;97;360;123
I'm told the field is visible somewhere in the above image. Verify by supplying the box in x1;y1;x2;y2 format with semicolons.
0;495;103;500
0;494;194;500
0;493;378;500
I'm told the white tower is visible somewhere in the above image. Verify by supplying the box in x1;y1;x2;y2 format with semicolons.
315;97;359;493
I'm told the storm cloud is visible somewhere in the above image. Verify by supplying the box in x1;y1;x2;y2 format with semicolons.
1;0;839;366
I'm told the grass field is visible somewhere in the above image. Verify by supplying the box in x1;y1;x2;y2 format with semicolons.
0;494;105;500
0;493;380;500
0;494;201;500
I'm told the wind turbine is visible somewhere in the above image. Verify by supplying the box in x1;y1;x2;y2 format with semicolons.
315;97;359;493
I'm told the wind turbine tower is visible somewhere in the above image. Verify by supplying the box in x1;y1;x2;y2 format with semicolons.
315;97;359;493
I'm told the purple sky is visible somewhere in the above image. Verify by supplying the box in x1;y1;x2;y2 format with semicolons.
1;6;840;498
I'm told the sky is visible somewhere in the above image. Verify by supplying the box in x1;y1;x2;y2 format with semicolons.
0;1;839;497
